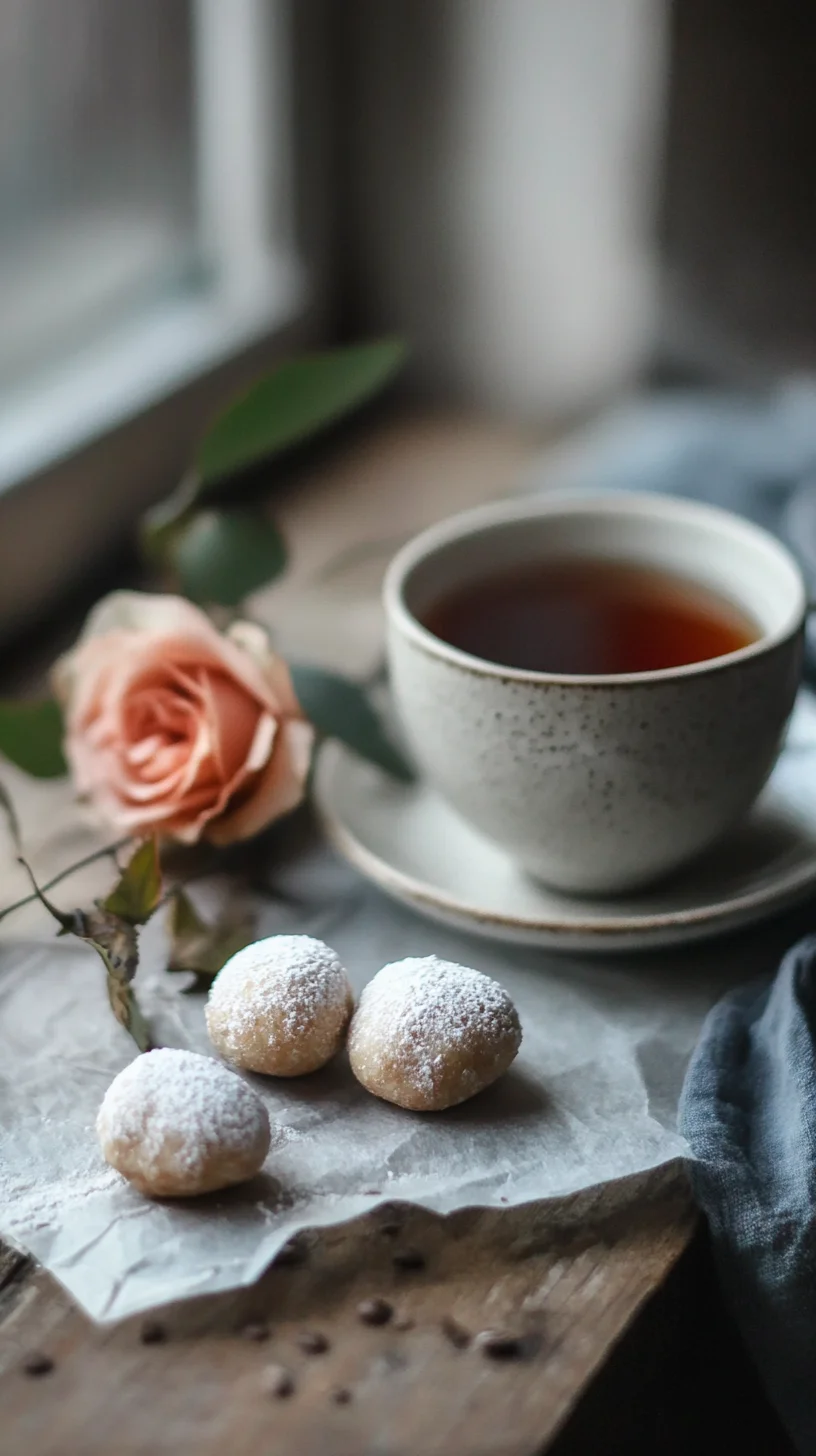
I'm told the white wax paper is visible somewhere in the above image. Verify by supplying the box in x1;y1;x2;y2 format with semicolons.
2;791;813;1325
4;692;816;1324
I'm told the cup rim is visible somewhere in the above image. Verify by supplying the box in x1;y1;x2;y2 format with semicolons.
383;489;807;687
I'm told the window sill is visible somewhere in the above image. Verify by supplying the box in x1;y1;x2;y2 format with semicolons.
0;255;305;497
0;253;316;647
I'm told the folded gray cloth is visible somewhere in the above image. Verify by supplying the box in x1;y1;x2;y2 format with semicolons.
528;379;816;678
679;940;816;1455
538;380;816;549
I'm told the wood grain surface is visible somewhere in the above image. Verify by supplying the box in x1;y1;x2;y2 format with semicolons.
0;1175;694;1456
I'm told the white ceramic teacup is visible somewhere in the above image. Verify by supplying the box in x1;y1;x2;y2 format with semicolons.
384;491;806;895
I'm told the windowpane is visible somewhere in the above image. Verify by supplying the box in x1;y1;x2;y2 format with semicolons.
0;0;199;387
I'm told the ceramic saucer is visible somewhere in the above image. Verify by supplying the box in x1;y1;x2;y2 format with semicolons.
314;695;816;954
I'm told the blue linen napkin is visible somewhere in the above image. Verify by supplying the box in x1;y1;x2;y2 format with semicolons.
534;381;816;1451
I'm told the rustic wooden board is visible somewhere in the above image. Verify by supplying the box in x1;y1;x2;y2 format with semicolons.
0;1176;695;1456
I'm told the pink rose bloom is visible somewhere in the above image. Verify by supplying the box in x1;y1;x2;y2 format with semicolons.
53;592;314;845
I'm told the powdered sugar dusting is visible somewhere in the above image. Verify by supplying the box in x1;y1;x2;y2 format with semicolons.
4;1165;122;1236
97;1049;270;1183
205;935;353;1074
349;956;522;1107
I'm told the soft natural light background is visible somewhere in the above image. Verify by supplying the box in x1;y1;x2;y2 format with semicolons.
0;0;302;494
0;0;198;389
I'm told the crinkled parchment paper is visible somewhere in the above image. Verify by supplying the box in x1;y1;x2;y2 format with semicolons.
3;701;816;1323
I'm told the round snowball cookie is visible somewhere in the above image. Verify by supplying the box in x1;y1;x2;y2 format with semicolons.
97;1049;271;1198
348;956;522;1112
206;934;354;1077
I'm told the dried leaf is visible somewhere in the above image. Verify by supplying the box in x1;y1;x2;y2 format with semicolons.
0;780;23;856
73;906;154;1051
15;854;154;1052
103;838;162;925
73;906;140;980
19;853;139;979
105;972;153;1053
166;887;255;985
2;811;155;1052
16;854;75;932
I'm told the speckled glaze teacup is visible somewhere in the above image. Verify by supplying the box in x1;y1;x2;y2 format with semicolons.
384;491;806;895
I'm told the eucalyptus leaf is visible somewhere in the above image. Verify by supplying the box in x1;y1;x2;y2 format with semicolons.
196;339;407;490
173;509;288;606
139;471;199;566
290;664;414;782
166;887;255;985
0;699;66;778
103;839;162;925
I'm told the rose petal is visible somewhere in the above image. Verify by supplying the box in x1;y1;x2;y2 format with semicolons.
206;717;314;846
71;591;221;645
60;620;281;731
226;622;304;718
57;591;314;846
245;713;276;774
202;672;262;780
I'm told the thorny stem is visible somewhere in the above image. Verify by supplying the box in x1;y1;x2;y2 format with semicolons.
0;837;132;924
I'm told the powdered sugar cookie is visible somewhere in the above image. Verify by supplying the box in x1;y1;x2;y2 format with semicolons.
348;956;522;1111
206;934;354;1076
97;1048;271;1198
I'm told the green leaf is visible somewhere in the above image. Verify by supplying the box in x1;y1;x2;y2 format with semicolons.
0;699;67;778
103;839;162;925
140;340;407;581
290;664;414;782
138;471;199;567
165;888;255;986
172;509;288;606
196;339;407;489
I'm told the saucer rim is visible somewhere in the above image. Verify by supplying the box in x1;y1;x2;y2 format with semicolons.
314;741;816;948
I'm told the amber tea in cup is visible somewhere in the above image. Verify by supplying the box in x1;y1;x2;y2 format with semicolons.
422;558;760;676
387;493;805;893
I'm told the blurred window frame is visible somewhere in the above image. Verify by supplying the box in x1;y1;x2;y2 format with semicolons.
0;0;328;642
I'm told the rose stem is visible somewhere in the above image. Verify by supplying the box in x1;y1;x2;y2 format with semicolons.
0;837;132;923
